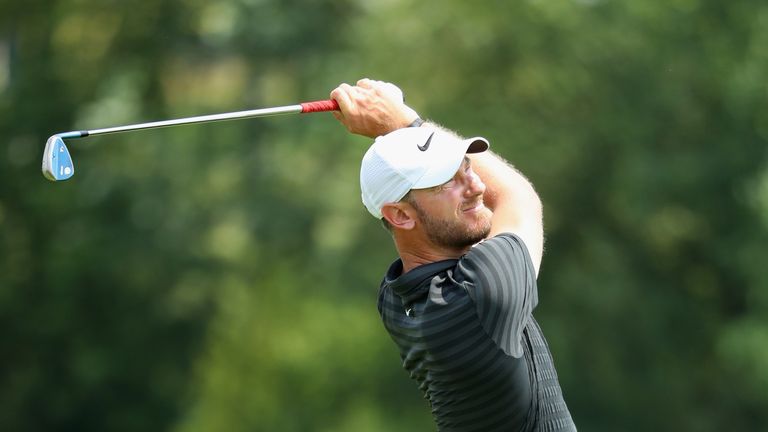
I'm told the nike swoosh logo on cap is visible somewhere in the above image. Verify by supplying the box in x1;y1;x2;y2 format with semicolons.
417;132;435;152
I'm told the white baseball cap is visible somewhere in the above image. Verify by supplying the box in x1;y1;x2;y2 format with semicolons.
360;127;489;218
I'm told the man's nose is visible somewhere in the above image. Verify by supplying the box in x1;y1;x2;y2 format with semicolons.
464;171;485;197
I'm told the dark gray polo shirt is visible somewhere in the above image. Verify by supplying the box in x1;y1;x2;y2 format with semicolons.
377;233;576;431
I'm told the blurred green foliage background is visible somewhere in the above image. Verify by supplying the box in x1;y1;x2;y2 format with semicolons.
1;0;767;430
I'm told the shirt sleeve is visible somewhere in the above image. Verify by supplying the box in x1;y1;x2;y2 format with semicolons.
454;233;539;358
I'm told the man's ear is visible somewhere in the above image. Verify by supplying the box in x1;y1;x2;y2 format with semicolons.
381;202;417;230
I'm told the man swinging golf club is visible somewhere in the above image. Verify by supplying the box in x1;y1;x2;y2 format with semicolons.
331;79;576;431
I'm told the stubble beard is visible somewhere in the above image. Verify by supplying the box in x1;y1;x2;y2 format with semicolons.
413;204;493;250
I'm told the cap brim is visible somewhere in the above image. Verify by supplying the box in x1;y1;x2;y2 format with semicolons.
466;137;489;153
412;136;490;189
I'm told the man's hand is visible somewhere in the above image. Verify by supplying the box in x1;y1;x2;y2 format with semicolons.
330;78;420;138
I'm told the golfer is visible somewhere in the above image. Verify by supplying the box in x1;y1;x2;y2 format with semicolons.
330;79;576;431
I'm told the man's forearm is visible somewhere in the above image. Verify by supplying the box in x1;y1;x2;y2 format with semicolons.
472;151;541;218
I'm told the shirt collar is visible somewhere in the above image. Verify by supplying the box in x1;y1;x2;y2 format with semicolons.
384;258;458;303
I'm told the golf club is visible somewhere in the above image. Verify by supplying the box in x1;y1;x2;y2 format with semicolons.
41;99;340;182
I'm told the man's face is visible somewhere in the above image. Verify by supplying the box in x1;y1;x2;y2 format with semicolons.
407;156;492;249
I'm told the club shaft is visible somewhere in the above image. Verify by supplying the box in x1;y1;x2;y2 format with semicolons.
57;104;306;139
54;99;338;140
44;99;338;181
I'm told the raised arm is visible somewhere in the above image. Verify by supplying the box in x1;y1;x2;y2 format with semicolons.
408;119;544;275
469;151;544;276
330;79;544;274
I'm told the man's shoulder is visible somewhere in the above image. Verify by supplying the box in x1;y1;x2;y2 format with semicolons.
458;233;533;277
470;232;529;254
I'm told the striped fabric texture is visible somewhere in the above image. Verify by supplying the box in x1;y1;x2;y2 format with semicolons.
377;234;576;431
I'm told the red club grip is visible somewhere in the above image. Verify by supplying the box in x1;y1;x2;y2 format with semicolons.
300;99;340;113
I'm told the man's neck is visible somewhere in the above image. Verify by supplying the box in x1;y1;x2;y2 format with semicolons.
394;237;470;274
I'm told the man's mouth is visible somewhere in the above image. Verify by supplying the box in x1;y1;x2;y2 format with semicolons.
462;200;485;213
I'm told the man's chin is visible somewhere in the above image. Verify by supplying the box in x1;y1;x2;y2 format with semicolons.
462;221;492;247
472;211;493;236
474;225;493;243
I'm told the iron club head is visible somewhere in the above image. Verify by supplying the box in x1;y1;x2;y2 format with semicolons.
42;135;75;181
